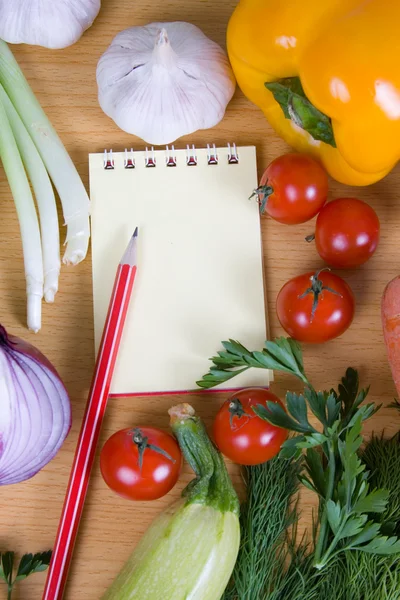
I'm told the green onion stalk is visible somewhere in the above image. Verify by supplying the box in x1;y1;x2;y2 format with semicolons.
102;404;240;600
0;41;90;331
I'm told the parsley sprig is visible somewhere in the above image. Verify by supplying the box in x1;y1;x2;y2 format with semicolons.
0;551;51;599
198;337;400;569
196;337;309;389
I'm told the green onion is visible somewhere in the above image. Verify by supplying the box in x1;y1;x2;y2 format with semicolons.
102;404;240;600
0;85;60;303
0;85;43;332
0;40;90;266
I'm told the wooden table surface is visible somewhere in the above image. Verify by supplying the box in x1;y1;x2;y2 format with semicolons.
1;1;400;598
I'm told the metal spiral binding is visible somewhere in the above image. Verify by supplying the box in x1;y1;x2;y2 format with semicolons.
227;143;239;164
124;148;135;169
145;146;156;167
186;144;197;166
165;145;177;167
207;143;218;165
103;149;114;169
102;143;240;169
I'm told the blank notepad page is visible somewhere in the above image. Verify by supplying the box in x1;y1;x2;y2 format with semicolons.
89;145;270;395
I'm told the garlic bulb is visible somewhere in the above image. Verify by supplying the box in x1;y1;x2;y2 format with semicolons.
96;22;236;145
0;0;101;49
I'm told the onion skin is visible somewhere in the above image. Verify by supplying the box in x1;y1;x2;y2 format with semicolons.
0;325;71;485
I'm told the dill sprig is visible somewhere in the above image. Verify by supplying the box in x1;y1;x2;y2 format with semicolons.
361;433;400;534
223;456;301;600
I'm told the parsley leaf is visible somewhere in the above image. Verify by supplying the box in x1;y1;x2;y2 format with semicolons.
0;550;51;599
197;337;310;389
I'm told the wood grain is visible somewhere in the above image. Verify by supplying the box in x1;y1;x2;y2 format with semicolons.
0;1;399;598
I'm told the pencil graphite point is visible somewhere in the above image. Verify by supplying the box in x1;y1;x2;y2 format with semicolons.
121;229;138;266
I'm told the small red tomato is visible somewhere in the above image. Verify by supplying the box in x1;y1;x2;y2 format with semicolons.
276;268;355;343
213;388;288;465
312;198;380;268
100;427;182;501
252;153;328;224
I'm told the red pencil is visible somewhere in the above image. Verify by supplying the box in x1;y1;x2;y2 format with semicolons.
43;229;139;600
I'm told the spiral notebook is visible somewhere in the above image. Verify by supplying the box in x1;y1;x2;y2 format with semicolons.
89;144;271;396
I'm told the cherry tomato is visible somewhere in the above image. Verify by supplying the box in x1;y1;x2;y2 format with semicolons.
213;388;288;465
312;198;380;268
253;153;328;224
100;427;182;501
276;268;355;343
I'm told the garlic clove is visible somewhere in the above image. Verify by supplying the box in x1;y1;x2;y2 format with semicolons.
97;22;236;145
0;0;101;49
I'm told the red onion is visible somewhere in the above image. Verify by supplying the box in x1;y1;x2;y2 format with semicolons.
0;325;71;485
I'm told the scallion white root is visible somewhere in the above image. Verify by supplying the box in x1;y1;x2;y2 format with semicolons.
0;85;60;303
0;92;43;332
0;40;90;265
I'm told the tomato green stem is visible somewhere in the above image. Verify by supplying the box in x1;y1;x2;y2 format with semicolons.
249;184;274;215
228;398;247;428
130;428;175;471
298;267;342;321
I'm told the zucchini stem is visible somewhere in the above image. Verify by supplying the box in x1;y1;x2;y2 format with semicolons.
169;403;240;515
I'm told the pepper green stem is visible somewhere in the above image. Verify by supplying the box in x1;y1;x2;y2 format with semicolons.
7;584;12;600
313;443;336;568
265;77;336;147
169;404;239;515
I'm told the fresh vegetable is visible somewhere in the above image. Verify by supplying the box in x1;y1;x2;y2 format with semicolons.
223;456;301;600
0;550;52;600
0;86;60;304
0;0;101;49
100;427;182;501
102;404;240;600
199;338;400;573
213;388;288;465
0;82;43;332
97;23;236;145
276;268;355;343
0;324;71;485
224;436;400;600
250;153;328;224
382;276;400;400
227;0;400;186
308;198;380;268
0;41;90;330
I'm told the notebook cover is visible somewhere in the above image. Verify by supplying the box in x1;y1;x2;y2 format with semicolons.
89;145;271;396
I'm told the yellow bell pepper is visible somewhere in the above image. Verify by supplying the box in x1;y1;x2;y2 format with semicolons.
227;0;400;185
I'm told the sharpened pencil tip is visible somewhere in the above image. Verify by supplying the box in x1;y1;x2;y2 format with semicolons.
120;230;138;266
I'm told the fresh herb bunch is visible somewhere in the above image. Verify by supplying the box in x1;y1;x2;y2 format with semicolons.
223;456;301;600
0;551;51;600
292;433;400;600
361;432;400;537
199;337;400;569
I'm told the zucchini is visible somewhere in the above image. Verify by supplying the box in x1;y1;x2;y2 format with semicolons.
102;403;240;600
